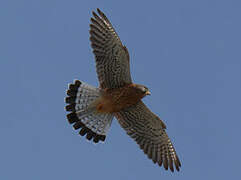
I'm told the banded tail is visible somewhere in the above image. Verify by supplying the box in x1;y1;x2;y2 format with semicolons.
65;80;114;143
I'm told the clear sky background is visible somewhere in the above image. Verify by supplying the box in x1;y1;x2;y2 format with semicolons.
1;0;241;179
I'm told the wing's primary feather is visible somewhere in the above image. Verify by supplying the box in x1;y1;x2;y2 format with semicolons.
115;101;181;172
90;8;132;89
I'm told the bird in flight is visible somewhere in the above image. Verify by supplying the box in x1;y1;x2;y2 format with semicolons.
65;8;181;172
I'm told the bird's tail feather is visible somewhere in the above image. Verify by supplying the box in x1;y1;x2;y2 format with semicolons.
65;80;114;143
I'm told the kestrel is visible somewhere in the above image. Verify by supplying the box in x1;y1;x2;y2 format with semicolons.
65;8;181;172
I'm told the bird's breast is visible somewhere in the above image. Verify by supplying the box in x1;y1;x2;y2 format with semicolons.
95;84;142;113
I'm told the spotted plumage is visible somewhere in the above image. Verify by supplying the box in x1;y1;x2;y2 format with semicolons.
65;8;181;172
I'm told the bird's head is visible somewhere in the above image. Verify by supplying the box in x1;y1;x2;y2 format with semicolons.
135;84;151;98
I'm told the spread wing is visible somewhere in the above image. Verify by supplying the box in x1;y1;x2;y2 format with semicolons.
115;101;181;172
90;8;132;89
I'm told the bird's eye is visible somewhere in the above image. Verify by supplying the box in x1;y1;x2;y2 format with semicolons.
141;87;146;93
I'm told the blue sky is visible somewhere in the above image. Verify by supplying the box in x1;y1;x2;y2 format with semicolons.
1;0;241;179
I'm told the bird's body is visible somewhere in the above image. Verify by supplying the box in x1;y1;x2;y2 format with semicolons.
65;8;181;172
92;83;149;113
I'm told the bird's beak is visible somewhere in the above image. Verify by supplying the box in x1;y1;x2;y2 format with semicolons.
146;90;151;95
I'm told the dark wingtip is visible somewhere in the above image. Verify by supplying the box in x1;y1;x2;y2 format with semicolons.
177;156;181;167
99;135;106;141
163;158;168;171
66;80;81;97
66;89;77;97
174;156;181;171
170;166;174;172
65;103;76;112
93;138;99;143
158;159;162;167
93;134;106;143
97;8;101;15
86;131;94;140
176;166;180;172
92;11;98;19
77;126;106;143
65;96;76;104
73;121;85;130
67;112;78;124
74;80;81;86
79;127;89;136
69;84;78;91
